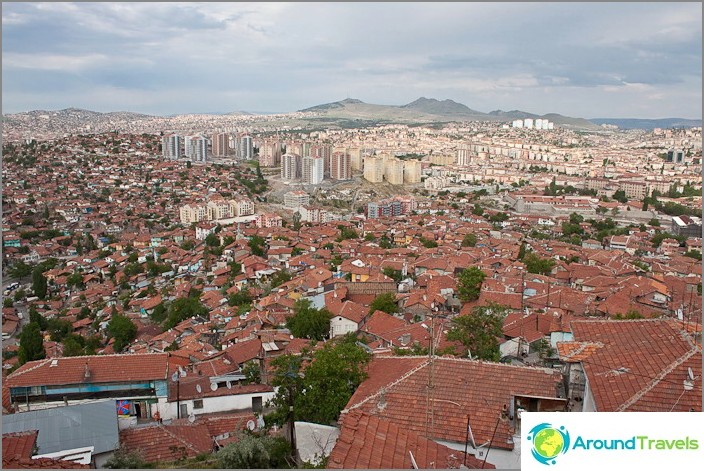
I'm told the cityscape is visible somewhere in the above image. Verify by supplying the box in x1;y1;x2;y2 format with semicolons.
1;2;702;470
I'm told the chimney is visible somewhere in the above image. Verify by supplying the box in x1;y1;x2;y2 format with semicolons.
83;362;91;381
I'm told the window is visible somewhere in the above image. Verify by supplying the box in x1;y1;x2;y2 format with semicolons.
252;396;263;412
193;399;203;409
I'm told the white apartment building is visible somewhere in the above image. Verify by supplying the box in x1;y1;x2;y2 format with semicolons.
284;191;311;208
281;153;302;181
302;156;324;184
363;156;384;183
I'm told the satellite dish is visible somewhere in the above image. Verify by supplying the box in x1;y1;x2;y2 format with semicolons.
684;380;694;391
227;382;232;389
171;372;179;383
196;384;202;393
688;367;695;381
180;368;187;378
210;382;218;391
246;420;256;431
188;413;196;423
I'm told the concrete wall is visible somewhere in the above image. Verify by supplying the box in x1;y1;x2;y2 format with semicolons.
294;421;340;466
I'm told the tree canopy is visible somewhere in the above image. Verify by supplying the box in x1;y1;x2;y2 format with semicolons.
216;432;291;469
286;299;332;341
446;303;509;361
107;313;137;353
32;268;48;299
457;267;486;302
164;296;209;329
461;233;478;247
266;335;371;427
368;292;399;315
18;322;46;365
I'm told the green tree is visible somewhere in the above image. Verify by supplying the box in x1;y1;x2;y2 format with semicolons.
248;235;266;257
228;290;253;307
382;266;403;284
205;232;220;247
457;267;486;302
569;212;584;224
446;303;509;361
107;313;137;353
419;237;438;248
286;299;332;340
104;445;149;469
8;260;33;282
294;336;371;425
241;360;262;385
612;190;628;203
216;432;291;469
32;267;48;300
522;253;556;275
18;323;46;365
164;297;209;329
266;336;371;427
46;318;73;342
66;272;85;289
368;292;399;315
461;233;478;247
270;269;292;288
28;305;48;330
62;334;88;357
150;303;167;323
337;226;359;241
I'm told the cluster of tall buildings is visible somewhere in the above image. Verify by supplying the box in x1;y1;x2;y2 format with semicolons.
280;149;352;184
162;132;254;162
511;118;555;130
362;154;422;184
179;195;255;224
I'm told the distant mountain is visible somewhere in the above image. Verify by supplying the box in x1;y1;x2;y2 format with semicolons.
300;98;365;112
401;97;483;116
488;109;539;119
589;118;702;130
295;97;600;129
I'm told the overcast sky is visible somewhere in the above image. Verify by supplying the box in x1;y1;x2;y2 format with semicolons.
2;2;701;118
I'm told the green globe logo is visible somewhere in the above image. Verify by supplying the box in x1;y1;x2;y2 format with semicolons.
527;423;571;465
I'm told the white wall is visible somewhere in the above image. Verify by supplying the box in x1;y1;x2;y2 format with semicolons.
156;391;275;421
582;376;598;412
295;421;340;466
330;317;358;338
435;437;520;469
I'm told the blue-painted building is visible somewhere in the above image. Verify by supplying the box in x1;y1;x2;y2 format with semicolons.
6;353;171;424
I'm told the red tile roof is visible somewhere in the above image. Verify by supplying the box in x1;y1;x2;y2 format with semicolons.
119;422;213;464
6;353;169;387
570;319;702;412
2;430;38;461
344;356;563;450
327;411;492;469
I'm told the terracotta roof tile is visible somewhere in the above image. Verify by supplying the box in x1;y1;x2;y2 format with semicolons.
2;430;38;460
345;356;563;450
328;411;492;469
119;422;212;464
6;353;169;387
570;319;702;412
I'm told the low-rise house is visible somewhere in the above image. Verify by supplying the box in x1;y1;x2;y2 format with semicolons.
5;353;170;427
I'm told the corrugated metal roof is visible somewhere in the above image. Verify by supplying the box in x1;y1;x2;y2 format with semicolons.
1;400;119;455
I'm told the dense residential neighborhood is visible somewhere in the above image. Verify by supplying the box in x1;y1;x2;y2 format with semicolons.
1;117;701;469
